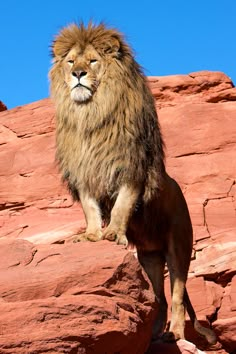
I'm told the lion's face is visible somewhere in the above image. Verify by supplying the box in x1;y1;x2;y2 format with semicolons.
63;44;105;103
50;23;135;105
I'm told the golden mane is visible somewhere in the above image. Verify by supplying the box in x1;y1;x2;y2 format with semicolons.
51;22;132;60
50;23;165;203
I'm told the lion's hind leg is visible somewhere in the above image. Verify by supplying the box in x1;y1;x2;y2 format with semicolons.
163;274;186;342
164;249;189;342
137;250;168;340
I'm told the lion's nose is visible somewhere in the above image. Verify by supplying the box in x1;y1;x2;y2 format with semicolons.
72;70;87;79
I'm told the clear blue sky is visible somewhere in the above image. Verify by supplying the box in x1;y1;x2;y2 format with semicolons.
1;0;235;109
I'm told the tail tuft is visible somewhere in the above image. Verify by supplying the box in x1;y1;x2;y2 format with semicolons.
184;289;217;345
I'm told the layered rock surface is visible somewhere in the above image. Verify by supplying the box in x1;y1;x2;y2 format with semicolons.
0;71;235;353
0;239;156;353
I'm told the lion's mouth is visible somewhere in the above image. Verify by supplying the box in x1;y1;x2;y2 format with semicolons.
73;83;91;91
70;80;99;102
70;82;94;102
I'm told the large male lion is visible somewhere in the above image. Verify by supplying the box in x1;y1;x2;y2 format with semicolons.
49;22;216;344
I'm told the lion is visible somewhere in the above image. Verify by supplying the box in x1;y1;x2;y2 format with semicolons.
49;22;216;344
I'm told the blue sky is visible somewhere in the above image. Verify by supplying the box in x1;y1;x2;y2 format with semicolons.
1;0;235;109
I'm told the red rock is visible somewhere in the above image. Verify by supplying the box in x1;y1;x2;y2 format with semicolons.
213;318;236;353
0;71;235;353
211;276;236;352
206;87;236;103
148;71;236;108
0;100;7;112
186;278;224;320
191;233;236;284
217;278;235;319
0;98;85;243
0;239;157;353
164;276;223;322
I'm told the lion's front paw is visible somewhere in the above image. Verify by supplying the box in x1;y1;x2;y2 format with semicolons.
65;231;102;243
102;227;128;246
102;227;117;242
86;233;102;242
65;233;88;243
116;234;128;246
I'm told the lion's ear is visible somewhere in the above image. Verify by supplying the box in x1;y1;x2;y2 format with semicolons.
104;37;121;57
51;25;79;59
51;40;68;59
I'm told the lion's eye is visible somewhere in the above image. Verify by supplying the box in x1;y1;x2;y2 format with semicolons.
67;60;74;65
90;59;97;64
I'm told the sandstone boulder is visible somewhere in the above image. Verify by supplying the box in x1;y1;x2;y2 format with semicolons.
0;238;156;353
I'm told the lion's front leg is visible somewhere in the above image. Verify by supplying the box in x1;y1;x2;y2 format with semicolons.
73;191;103;243
103;185;139;246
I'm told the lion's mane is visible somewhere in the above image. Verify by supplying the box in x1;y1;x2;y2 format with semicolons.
49;22;165;208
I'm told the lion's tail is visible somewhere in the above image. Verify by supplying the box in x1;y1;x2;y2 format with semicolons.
184;289;217;345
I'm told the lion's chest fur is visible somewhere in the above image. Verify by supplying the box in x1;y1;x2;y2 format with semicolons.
56;106;149;201
53;56;165;206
